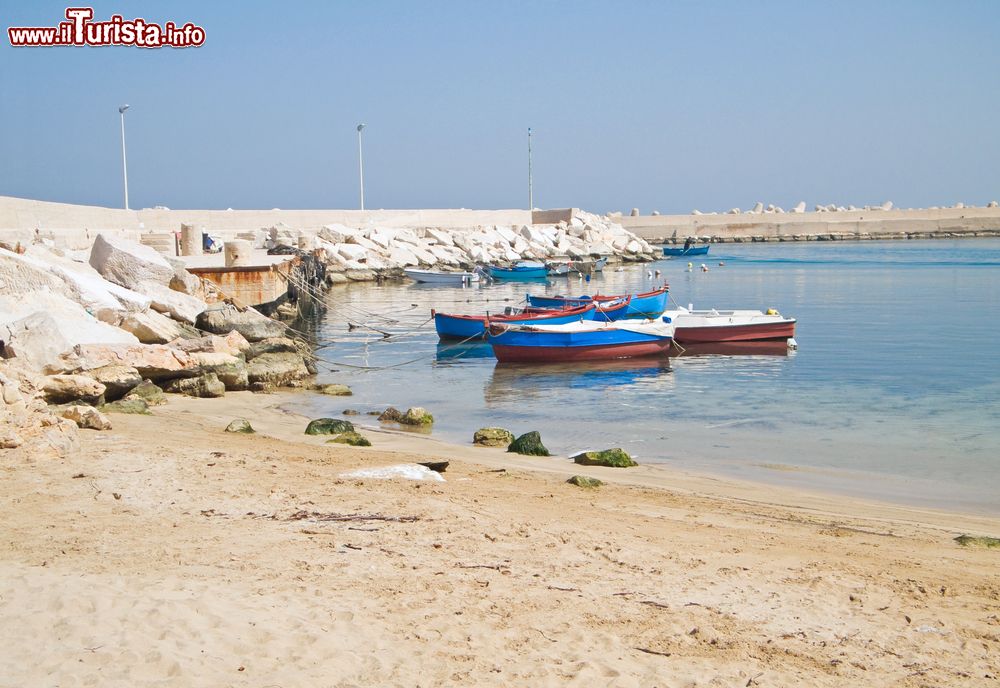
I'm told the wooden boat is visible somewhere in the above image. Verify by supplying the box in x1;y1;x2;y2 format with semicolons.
548;257;609;276
662;244;710;257
433;303;597;340
404;268;480;285
526;285;669;320
663;307;796;343
486;318;674;362
487;261;548;280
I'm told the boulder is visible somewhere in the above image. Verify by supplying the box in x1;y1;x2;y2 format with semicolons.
792;202;806;213
137;281;206;325
337;243;368;262
126;380;166;406
630;208;640;216
247;352;309;386
247;337;299;359
119;310;183;344
567;475;603;488
173;331;251;357
326;431;371;447
473;427;514;447
315;383;352;396
0;247;75;297
42;375;106;403
225;418;255;434
196;305;287;342
89;233;174;289
61;405;112;430
400;407;433;426
304;418;355;435
751;202;764;214
47;343;198;381
162;373;226;398
191;352;248;390
507;431;550;456
83;365;142;401
101;398;151;414
377;407;403;422
571;448;637;467
19;246;152;315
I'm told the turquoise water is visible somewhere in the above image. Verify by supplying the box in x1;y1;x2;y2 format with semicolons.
292;239;1000;514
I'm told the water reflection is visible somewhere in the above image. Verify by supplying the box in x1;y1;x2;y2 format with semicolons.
671;340;793;357
434;341;494;362
485;358;674;405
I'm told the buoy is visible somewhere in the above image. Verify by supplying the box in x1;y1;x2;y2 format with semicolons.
654;269;662;277
686;262;693;272
701;263;709;272
646;270;653;278
787;338;798;349
718;261;725;267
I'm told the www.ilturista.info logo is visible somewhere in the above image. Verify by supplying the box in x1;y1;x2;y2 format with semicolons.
8;7;206;48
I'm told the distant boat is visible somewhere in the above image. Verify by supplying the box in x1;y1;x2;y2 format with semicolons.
433;303;598;340
404;268;481;285
486;318;674;363
663;245;710;257
664;307;796;343
527;285;669;319
487;261;549;280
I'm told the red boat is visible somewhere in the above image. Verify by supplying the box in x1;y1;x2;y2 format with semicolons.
663;308;796;343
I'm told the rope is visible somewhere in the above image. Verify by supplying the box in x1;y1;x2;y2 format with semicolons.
311;330;487;372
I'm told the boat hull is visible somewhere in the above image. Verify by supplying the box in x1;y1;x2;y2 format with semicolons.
487;322;673;362
404;269;479;284
674;320;796;343
434;305;597;340
663;245;710;257
488;266;549;280
526;286;669;319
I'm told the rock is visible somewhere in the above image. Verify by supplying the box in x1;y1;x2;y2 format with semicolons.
83;365;142;401
988;201;998;208
246;337;299;359
417;460;449;473
42;375;106;403
305;418;355;435
792;202;806;213
400;407;433;425
225;418;255;434
101;398;151;414
0;429;24;449
567;475;603;488
196;354;248;391
0;247;76;298
89;233;174;289
61;405;112;430
47;343;198;381
173;331;251;357
325;431;371;447
247;351;309;387
726;208;741;215
881;201;894;211
473;427;515;447
751;202;764;213
326;271;349;285
124;380;166;406
571;448;637;467
507;431;550;456
343;409;361;415
196;305;287;342
315;383;352;396
137;281;206;325
954;534;1000;548
162;373;226;398
377;407;403;422
119;310;183;344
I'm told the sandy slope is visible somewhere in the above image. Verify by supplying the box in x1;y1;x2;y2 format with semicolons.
1;392;997;687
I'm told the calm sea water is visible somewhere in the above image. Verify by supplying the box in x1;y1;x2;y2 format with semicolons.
289;239;1000;514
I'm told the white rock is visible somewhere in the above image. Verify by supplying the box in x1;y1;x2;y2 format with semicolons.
119;310;183;344
61;405;112;431
89;233;174;290
495;226;517;244
692;209;702;215
751;202;764;213
337;244;368;262
136;281;206;325
793;202;806;213
953;202;964;209
882;201;894;211
347;234;380;252
387;246;419;267
424;228;455;246
625;240;642;254
988;201;999;208
727;208;741;215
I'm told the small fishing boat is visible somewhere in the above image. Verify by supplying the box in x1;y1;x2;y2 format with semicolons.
487;261;549;280
526;285;669;320
404;268;481;285
546;262;571;276
662;244;710;257
433;303;598;340
486;318;674;362
664;306;796;343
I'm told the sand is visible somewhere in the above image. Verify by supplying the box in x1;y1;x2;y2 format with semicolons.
1;391;998;687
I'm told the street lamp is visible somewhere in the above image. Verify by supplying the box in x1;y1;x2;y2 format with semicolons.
118;104;130;210
356;123;366;211
527;127;533;211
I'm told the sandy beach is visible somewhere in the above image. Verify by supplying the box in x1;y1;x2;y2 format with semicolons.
2;391;997;687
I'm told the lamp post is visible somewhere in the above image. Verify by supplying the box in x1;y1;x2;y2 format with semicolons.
356;123;366;211
527;127;533;211
119;104;130;210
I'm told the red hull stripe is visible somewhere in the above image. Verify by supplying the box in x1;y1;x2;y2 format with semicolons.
673;321;796;343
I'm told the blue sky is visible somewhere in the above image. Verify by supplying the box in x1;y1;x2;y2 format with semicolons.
2;0;998;212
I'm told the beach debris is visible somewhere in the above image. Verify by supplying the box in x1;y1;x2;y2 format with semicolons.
101;397;151;415
417;460;449;473
284;510;420;523
325;430;371;446
507;431;550;456
377;406;403;422
314;383;353;396
339;463;445;482
567;475;603;488
82;365;142;401
954;534;1000;549
42;374;106;404
162;372;226;398
305;417;355;435
225;418;255;434
400;406;434;426
195;304;287;342
571;448;637;467
473;427;515;447
60;405;112;431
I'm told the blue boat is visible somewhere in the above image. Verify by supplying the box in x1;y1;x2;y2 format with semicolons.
486;319;674;362
662;244;710;257
487;261;549;280
433;303;598;340
526;286;669;320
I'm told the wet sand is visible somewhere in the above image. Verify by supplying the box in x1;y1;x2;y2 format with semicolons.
1;391;997;686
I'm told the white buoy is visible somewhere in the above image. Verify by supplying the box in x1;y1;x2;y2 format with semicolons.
787;338;798;349
646;270;653;278
701;263;709;272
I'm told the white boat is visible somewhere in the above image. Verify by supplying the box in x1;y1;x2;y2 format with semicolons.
404;268;481;285
662;306;796;343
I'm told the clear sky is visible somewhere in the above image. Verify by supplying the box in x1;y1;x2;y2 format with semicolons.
2;0;998;213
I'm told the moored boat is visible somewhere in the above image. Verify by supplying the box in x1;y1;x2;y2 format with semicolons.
662;244;710;257
663;307;796;343
433;303;598;340
526;285;669;319
487;261;548;280
486;318;674;362
404;268;481;285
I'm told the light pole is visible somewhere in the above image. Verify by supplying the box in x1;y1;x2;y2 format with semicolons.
356;123;366;211
527;127;533;211
119;104;130;210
